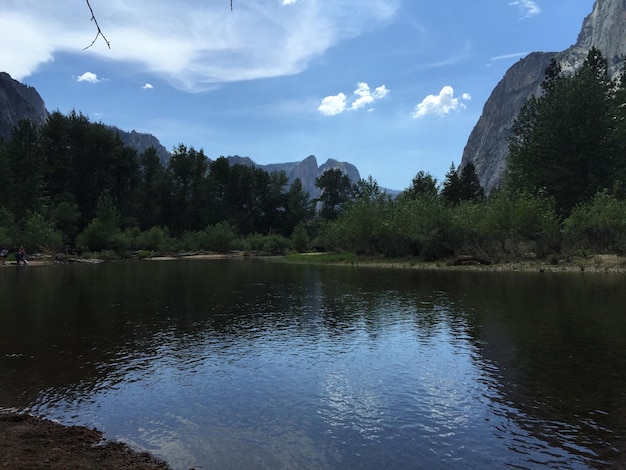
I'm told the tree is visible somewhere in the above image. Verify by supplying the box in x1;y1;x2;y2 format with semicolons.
166;144;210;234
136;147;168;230
285;178;314;236
458;162;484;202
400;171;439;201
76;190;122;252
506;48;617;214
315;168;354;220
441;163;461;205
1;120;47;217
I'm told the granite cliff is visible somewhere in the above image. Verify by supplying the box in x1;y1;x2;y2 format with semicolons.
0;72;48;141
461;0;626;193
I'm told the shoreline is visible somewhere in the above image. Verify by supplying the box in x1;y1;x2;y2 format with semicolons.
3;252;626;273
0;411;170;469
281;253;626;274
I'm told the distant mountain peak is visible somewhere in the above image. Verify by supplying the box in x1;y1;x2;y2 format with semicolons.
225;155;361;198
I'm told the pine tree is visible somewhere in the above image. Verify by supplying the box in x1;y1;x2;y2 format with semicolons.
506;48;617;214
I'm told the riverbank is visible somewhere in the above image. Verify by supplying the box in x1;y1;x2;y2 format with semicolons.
4;251;626;273
282;252;626;273
0;411;170;469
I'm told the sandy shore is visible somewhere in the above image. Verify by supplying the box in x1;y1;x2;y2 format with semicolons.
0;411;170;470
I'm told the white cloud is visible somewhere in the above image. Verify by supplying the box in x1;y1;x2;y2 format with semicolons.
282;0;298;4
320;82;389;115
0;0;400;91
318;93;347;116
411;86;470;119
77;72;101;83
143;83;154;89
509;0;541;18
490;52;529;61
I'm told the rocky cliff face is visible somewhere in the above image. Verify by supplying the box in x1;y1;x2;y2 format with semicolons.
110;127;171;166
461;0;626;193
0;72;48;141
226;154;361;199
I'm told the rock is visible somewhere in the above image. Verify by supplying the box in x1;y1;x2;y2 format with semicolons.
0;72;48;141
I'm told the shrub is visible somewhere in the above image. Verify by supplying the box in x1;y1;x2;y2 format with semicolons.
262;234;291;255
562;191;626;254
203;222;235;253
291;222;310;253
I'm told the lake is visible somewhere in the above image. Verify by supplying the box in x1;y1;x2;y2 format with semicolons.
1;259;625;469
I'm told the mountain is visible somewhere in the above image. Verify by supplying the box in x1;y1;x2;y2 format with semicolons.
109;127;171;166
0;72;48;141
225;154;363;199
460;0;626;193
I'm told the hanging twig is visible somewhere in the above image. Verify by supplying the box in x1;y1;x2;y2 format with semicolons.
84;0;111;50
83;0;232;50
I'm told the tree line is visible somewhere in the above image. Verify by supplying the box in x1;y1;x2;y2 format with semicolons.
1;47;626;261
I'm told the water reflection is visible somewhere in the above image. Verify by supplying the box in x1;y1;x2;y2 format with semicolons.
1;261;625;468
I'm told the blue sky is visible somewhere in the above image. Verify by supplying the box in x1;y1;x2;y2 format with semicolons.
0;0;594;191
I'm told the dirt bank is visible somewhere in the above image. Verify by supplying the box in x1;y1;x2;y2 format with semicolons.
0;412;170;470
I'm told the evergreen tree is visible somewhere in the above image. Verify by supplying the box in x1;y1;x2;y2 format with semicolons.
2;120;47;217
285;178;314;235
441;163;461;205
166;144;210;234
458;162;484;202
315;168;353;220
506;48;617;214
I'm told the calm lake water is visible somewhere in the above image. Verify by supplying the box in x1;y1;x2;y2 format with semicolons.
1;259;625;469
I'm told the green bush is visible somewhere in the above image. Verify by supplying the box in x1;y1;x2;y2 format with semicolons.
291;222;310;253
262;234;291;255
141;226;170;251
244;233;267;252
203;222;235;253
562;191;626;254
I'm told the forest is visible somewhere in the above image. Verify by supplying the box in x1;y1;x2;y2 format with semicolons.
1;48;626;262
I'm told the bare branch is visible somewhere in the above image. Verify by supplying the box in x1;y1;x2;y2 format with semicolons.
84;0;111;50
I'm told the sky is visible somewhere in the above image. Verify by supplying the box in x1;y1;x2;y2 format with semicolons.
0;0;595;191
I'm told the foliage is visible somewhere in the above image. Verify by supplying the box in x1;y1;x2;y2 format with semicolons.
20;212;63;253
202;222;236;253
399;171;439;201
315;168;354;221
390;196;453;260
262;234;291;255
506;48;622;214
442;162;484;205
291;222;310;253
562;191;626;254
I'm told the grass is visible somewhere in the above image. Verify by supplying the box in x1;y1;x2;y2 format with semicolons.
284;252;359;265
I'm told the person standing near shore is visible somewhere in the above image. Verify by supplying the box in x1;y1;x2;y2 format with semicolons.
0;247;7;265
16;246;27;265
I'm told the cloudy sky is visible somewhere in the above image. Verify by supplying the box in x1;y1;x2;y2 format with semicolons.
1;0;594;190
